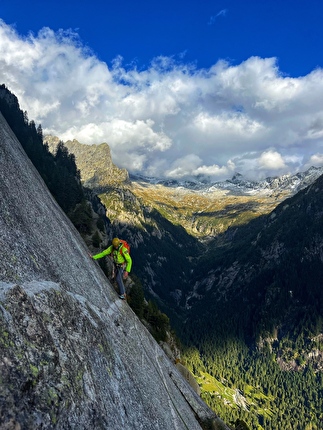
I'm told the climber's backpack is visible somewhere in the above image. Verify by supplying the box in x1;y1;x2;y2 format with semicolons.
119;239;131;256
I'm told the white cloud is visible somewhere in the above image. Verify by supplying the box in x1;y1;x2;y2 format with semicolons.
258;150;287;170
1;20;323;180
304;153;323;170
193;161;235;178
258;150;288;176
165;154;202;178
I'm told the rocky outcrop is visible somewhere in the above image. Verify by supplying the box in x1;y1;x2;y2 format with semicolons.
45;135;129;190
0;112;230;429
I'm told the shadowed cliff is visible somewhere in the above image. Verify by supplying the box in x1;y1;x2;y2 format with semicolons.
0;111;229;429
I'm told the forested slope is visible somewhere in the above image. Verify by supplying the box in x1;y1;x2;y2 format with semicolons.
180;175;323;429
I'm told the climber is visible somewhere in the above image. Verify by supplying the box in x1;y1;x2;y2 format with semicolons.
91;238;132;300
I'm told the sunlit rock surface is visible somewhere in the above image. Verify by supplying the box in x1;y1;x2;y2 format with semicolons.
0;112;229;429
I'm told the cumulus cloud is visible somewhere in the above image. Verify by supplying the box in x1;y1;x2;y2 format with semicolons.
304;153;323;170
258;150;286;170
1;19;323;181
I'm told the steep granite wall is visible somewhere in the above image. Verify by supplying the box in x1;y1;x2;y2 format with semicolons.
0;112;229;429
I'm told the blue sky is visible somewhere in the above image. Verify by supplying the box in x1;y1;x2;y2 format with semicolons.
1;0;323;180
2;0;322;76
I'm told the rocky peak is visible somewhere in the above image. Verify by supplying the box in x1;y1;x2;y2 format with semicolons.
45;135;129;190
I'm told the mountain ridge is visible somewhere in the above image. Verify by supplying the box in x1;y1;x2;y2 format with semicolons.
45;135;129;190
130;166;323;197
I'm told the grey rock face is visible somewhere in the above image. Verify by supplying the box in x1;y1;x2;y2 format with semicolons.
0;112;228;429
45;135;129;190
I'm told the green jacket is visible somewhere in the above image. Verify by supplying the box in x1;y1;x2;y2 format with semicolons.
92;244;132;272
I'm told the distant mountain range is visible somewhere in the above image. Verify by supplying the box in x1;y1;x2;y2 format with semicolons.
45;135;323;242
45;133;323;199
131;165;323;197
